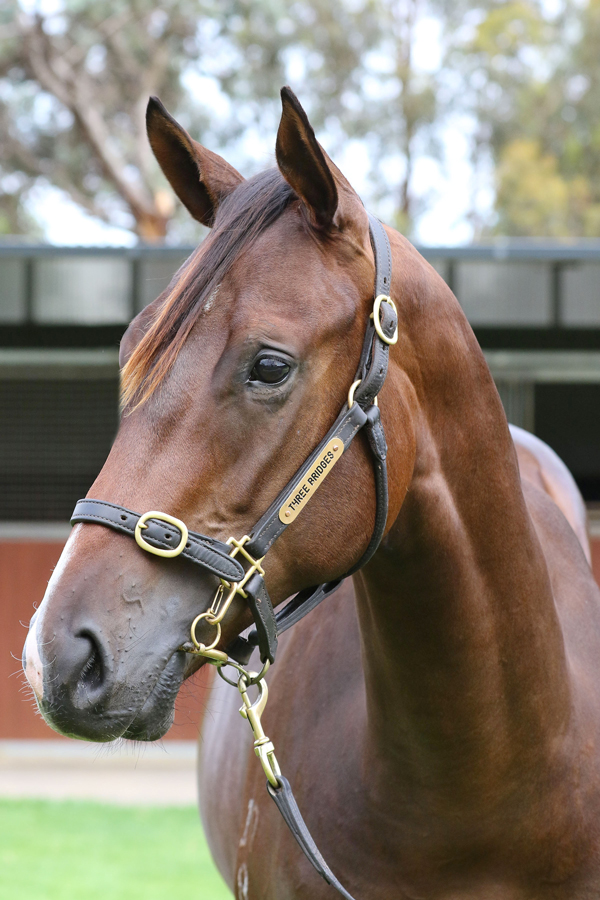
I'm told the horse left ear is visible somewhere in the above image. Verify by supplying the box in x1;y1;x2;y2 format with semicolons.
276;87;339;230
146;96;244;227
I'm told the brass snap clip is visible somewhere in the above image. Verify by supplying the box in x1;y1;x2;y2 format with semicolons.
238;674;281;788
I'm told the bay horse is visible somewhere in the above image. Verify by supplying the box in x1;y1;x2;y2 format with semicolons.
23;88;600;899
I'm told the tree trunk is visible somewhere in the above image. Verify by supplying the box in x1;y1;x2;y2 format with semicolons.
135;211;169;242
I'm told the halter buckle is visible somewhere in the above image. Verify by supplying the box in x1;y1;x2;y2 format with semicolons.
134;511;189;558
372;294;398;345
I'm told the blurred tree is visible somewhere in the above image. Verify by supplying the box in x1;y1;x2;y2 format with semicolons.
0;0;444;241
0;0;214;240
322;0;439;235
447;0;600;237
495;139;571;237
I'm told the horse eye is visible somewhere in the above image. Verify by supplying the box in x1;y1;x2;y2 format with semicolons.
250;356;291;385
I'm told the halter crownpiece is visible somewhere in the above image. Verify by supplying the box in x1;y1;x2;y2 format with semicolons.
70;213;395;900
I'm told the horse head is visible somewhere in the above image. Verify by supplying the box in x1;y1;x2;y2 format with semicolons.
23;88;412;742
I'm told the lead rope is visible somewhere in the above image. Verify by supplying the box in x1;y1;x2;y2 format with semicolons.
207;656;358;900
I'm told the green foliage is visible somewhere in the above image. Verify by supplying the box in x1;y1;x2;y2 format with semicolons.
448;0;600;237
0;799;232;900
495;138;600;238
7;0;599;240
495;139;570;236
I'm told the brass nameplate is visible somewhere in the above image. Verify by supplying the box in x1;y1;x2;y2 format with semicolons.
279;438;344;524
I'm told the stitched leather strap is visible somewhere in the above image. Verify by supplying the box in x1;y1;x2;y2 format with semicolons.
226;579;344;666
345;405;388;576
71;499;245;583
245;216;393;561
267;776;357;900
245;402;367;559
244;572;278;664
354;215;396;409
227;410;389;664
369;212;392;298
227;411;388;664
227;218;393;667
71;218;393;662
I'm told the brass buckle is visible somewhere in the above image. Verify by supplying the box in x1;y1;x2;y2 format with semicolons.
134;511;189;558
372;294;398;345
190;536;265;655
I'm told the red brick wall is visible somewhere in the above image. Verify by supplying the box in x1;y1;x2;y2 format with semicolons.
0;541;210;740
4;537;600;741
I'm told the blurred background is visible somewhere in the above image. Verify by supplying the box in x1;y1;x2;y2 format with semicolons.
0;0;599;897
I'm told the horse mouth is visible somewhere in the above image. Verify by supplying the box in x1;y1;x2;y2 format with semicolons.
37;649;188;743
121;650;188;742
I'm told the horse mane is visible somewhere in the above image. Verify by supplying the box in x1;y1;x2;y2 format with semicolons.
121;169;296;411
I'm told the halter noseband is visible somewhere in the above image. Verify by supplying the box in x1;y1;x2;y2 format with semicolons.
70;213;395;900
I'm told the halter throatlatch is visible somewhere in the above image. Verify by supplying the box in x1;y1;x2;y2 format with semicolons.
70;213;395;900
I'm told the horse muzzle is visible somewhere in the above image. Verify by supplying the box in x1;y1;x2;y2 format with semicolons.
23;613;187;742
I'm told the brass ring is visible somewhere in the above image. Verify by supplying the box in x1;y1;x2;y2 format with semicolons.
134;511;188;558
373;294;398;345
217;659;270;687
348;379;361;409
190;611;221;652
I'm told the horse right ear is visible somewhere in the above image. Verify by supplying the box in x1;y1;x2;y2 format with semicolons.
276;86;339;230
146;97;244;227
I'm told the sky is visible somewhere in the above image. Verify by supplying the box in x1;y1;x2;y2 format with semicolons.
19;4;490;248
33;128;483;248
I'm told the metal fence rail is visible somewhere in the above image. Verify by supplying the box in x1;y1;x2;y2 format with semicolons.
1;241;600;328
0;244;192;325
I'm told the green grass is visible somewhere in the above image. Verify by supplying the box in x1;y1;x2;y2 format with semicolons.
0;800;233;900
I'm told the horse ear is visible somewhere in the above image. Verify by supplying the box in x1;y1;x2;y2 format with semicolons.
146;96;244;227
276;87;338;230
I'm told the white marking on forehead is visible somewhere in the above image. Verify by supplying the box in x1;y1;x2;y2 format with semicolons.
203;284;220;313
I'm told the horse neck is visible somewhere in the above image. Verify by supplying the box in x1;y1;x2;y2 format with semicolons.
355;256;570;802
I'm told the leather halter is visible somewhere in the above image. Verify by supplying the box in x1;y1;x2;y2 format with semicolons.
70;213;395;899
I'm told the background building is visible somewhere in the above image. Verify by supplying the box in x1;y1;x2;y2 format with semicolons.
2;240;600;739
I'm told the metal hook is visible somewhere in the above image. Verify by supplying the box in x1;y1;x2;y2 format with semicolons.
238;675;281;787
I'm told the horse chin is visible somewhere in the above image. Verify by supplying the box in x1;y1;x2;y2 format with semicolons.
121;650;188;742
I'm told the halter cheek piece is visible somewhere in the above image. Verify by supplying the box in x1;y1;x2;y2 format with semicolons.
71;214;395;900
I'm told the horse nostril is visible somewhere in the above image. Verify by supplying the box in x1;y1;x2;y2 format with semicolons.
76;631;105;696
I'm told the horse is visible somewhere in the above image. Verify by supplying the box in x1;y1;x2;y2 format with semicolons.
23;87;600;899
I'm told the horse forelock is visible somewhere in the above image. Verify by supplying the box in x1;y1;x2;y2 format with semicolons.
121;169;296;411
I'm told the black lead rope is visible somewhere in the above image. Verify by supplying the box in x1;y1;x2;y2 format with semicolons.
70;214;394;900
267;777;357;900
